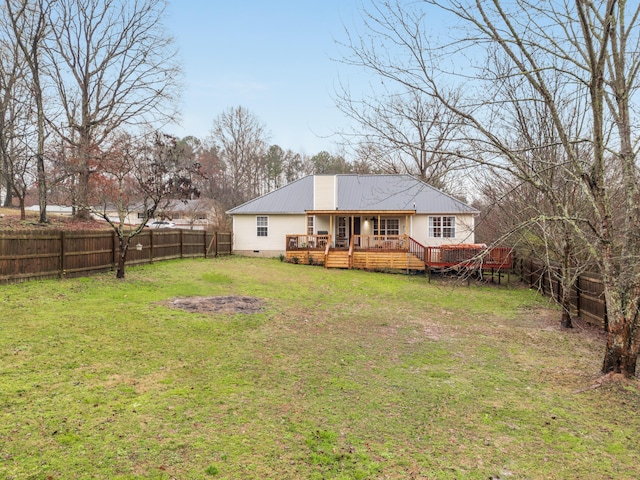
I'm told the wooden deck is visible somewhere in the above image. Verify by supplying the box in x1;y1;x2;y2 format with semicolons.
285;234;513;274
425;244;513;270
286;234;424;271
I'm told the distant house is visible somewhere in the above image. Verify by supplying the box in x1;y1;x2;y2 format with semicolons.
95;199;217;230
227;174;478;263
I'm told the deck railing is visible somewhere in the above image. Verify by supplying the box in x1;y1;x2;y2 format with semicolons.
409;237;425;262
352;234;408;251
425;245;513;269
286;234;331;251
285;233;514;274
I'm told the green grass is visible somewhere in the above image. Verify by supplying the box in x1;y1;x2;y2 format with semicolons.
1;256;639;479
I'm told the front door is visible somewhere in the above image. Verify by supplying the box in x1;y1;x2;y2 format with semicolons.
353;217;361;247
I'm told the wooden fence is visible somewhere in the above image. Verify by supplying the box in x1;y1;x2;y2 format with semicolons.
513;255;606;328
0;229;232;283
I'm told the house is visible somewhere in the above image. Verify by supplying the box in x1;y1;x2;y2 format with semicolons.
94;199;218;230
227;174;486;270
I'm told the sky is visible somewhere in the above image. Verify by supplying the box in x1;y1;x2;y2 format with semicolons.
164;1;366;156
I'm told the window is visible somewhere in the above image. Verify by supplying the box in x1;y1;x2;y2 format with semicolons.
429;216;456;238
337;217;347;240
373;218;399;236
256;216;268;237
307;216;315;235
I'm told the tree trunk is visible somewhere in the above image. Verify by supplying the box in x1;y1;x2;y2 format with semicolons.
18;196;25;220
116;237;129;279
602;316;640;376
76;165;91;220
36;153;47;224
560;291;573;329
2;157;12;207
3;181;11;207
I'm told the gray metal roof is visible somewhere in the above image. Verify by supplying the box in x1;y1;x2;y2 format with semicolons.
337;174;477;214
226;176;314;214
226;174;477;215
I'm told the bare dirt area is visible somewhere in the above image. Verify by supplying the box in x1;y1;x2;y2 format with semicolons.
0;208;109;231
168;296;265;314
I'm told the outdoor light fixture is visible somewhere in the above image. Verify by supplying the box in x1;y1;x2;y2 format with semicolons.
136;243;143;251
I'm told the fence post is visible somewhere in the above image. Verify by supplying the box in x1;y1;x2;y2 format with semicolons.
149;230;154;263
60;231;66;278
203;231;207;258
180;230;184;258
214;232;218;257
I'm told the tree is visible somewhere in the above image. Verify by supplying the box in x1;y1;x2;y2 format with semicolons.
210;106;269;206
309;151;353;174
343;1;640;376
335;82;464;191
91;132;200;279
264;144;304;191
46;0;181;220
0;12;27;210
473;55;597;329
4;0;50;223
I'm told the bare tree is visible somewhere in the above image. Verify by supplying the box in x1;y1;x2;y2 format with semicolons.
335;83;465;191
0;14;24;208
343;0;640;376
210;106;269;206
476;54;598;329
46;0;181;220
4;0;50;223
92;132;200;279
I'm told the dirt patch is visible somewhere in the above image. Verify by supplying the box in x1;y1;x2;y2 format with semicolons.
169;296;265;314
0;209;110;231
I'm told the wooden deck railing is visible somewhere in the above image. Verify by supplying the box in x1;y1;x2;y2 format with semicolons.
286;234;331;251
285;234;512;272
352;234;408;251
409;237;425;262
286;234;407;252
425;245;513;269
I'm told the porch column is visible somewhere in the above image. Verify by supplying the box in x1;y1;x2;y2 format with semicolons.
329;215;334;245
351;216;354;241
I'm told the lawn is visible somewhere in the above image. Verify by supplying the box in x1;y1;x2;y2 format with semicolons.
1;256;638;479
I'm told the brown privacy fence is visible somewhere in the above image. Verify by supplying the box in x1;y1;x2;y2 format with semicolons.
513;255;606;328
0;229;232;283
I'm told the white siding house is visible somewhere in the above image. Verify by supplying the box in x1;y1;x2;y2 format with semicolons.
227;174;478;257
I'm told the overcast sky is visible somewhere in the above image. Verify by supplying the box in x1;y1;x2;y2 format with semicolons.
164;0;367;156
